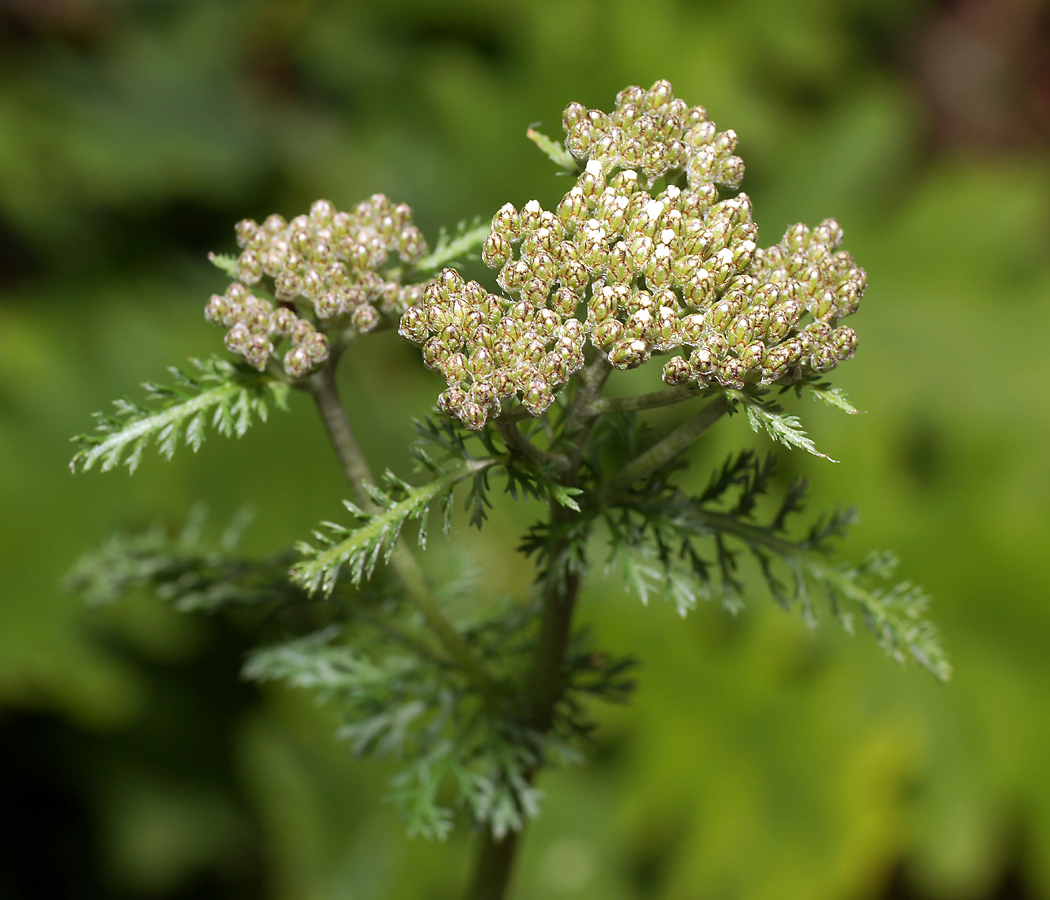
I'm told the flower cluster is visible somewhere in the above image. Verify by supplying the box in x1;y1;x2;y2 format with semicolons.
401;80;866;428
207;196;429;378
399;268;587;429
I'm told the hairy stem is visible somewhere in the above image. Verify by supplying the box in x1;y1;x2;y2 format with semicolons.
496;418;568;471
467;370;605;899
589;383;707;415
306;361;497;699
599;394;729;500
467;829;523;900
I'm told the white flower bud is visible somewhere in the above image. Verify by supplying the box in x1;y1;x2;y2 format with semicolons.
482;231;512;269
833;326;857;361
283;346;312;380
205;294;230;325
458;401;488;431
625;308;656;342
591;317;625;349
563;101;587;133
523;378;555;415
237;250;263;284
438;387;467;416
225;323;250;353
810;342;838;373
235;219;259;249
496;259;528;293
662;356;692;385
718;357;746;388
689;346;716;376
552;287;579;316
352;304;379;333
608;338;649;370
243;333;273;371
271;306;298;336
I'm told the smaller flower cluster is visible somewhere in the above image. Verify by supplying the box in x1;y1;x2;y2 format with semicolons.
562;79;744;190
205;284;330;377
398;268;587;429
207;196;429;378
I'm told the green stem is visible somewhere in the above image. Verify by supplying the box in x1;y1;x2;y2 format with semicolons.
589;383;707;415
496;418;568;472
599;395;729;500
306;361;498;700
467;829;523;900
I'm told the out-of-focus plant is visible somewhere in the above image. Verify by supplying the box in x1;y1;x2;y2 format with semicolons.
68;81;948;900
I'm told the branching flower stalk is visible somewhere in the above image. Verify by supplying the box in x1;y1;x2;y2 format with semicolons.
69;80;949;900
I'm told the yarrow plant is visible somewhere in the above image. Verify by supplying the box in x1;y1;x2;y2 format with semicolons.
69;81;949;900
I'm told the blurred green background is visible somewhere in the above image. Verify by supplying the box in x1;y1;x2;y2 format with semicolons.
2;0;1049;897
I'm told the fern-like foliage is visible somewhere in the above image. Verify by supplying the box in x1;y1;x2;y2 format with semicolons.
242;624;540;840
411;219;490;275
291;459;496;596
70;356;289;474
243;606;634;840
603;451;950;680
729;390;836;461
64;508;308;613
526;127;578;171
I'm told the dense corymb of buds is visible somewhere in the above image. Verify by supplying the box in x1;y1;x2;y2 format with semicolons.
403;80;866;427
399;267;588;429
207;196;428;377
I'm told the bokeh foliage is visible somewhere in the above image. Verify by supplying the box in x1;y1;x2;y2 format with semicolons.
1;0;1048;898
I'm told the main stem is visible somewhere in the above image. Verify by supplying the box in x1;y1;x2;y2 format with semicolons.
467;501;581;900
307;361;496;699
467;362;612;900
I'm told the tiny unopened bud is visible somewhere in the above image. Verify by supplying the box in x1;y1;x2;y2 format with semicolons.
271;307;298;336
739;341;766;372
496;260;528;294
482;231;512;269
552;286;579;316
243;334;273;371
437;387;467;416
760;345;793;382
225;323;250;353
689;346;716;376
283;346;312;380
662;356;693;385
235;219;259;249
523;378;555;415
679;313;705;345
352;304;379;333
315;291;342;319
608;338;649;369
237;250;263;284
491;204;521;244
205;294;229;324
625;308;656;342
833;326;857;360
718;357;746;388
813;217;844;248
458;401;488;431
810;342;838;373
396;226;426;265
591;317;625;349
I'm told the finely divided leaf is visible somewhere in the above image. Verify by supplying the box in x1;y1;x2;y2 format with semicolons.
736;393;836;461
70;357;288;474
207;252;240;279
526;127;578;171
807;382;860;415
291;460;494;595
412;220;490;274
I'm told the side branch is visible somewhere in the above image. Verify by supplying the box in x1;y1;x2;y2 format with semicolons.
588;384;707;416
599;394;729;500
306;362;498;700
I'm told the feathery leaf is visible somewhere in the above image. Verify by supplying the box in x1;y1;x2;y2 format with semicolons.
70;357;288;474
